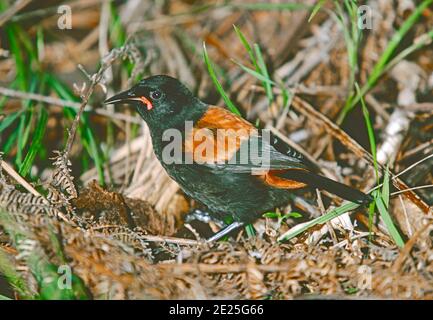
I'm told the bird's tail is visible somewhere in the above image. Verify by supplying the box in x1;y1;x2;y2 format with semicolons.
285;170;373;205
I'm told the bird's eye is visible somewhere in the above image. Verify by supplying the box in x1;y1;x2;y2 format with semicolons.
150;90;162;100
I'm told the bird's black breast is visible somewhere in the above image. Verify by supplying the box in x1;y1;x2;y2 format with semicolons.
159;161;288;222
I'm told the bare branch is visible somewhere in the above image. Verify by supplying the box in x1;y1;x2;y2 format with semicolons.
0;86;141;124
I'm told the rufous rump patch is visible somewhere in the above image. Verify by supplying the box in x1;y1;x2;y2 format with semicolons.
261;169;307;189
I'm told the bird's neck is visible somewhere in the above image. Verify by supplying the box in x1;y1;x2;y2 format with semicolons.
148;101;209;160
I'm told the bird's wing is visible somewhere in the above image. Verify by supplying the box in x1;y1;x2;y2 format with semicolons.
185;105;372;203
184;105;312;189
184;105;257;164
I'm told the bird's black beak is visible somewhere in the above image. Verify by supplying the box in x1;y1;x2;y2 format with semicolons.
104;89;153;110
104;89;136;105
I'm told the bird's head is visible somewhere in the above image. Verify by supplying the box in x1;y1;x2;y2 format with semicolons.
105;75;205;131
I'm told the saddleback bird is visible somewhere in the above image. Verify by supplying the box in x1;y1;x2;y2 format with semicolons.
105;75;372;241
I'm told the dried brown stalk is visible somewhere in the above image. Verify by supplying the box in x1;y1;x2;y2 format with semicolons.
291;97;430;214
63;45;131;157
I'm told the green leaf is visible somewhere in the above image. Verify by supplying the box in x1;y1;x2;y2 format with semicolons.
356;83;378;183
338;0;433;122
254;44;274;103
36;27;44;62
233;60;276;85
233;25;257;68
20;108;34;151
366;0;433;89
15;113;27;166
35;263;89;300
263;212;279;219
85;121;105;186
345;287;358;295
308;0;326;22
6;25;27;90
0;112;21;133
223;215;234;225
203;42;241;116
279;202;360;242
285;212;302;219
382;163;391;209
232;26;274;104
245;224;256;238
19;108;48;177
3;129;19;155
281;86;292;109
374;190;404;248
368;199;376;242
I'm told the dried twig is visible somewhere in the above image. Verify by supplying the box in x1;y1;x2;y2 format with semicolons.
392;222;432;273
139;234;200;246
0;86;141;123
316;189;338;245
63;45;131;157
399;139;433;162
0;158;71;223
391;184;433;197
0;0;31;27
0;161;41;198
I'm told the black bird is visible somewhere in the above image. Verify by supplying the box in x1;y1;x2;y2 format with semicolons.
105;75;372;241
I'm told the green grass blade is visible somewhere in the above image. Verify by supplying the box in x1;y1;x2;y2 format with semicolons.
356;82;380;240
203;42;241;116
6;26;27;90
309;0;326;22
36;26;44;62
233;25;257;68
109;3;127;47
366;0;432;90
3;130;19;155
15;113;27;166
254;44;274;103
233;60;276;85
368;199;376;242
233;26;274;104
263;212;279;219
0;112;21;133
15;78;39;167
383;28;433;76
278;202;360;242
245;224;256;238
85;123;106;185
356;83;378;182
19;108;48;177
374;191;404;248
382;164;391;208
338;0;433;122
20;108;34;151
